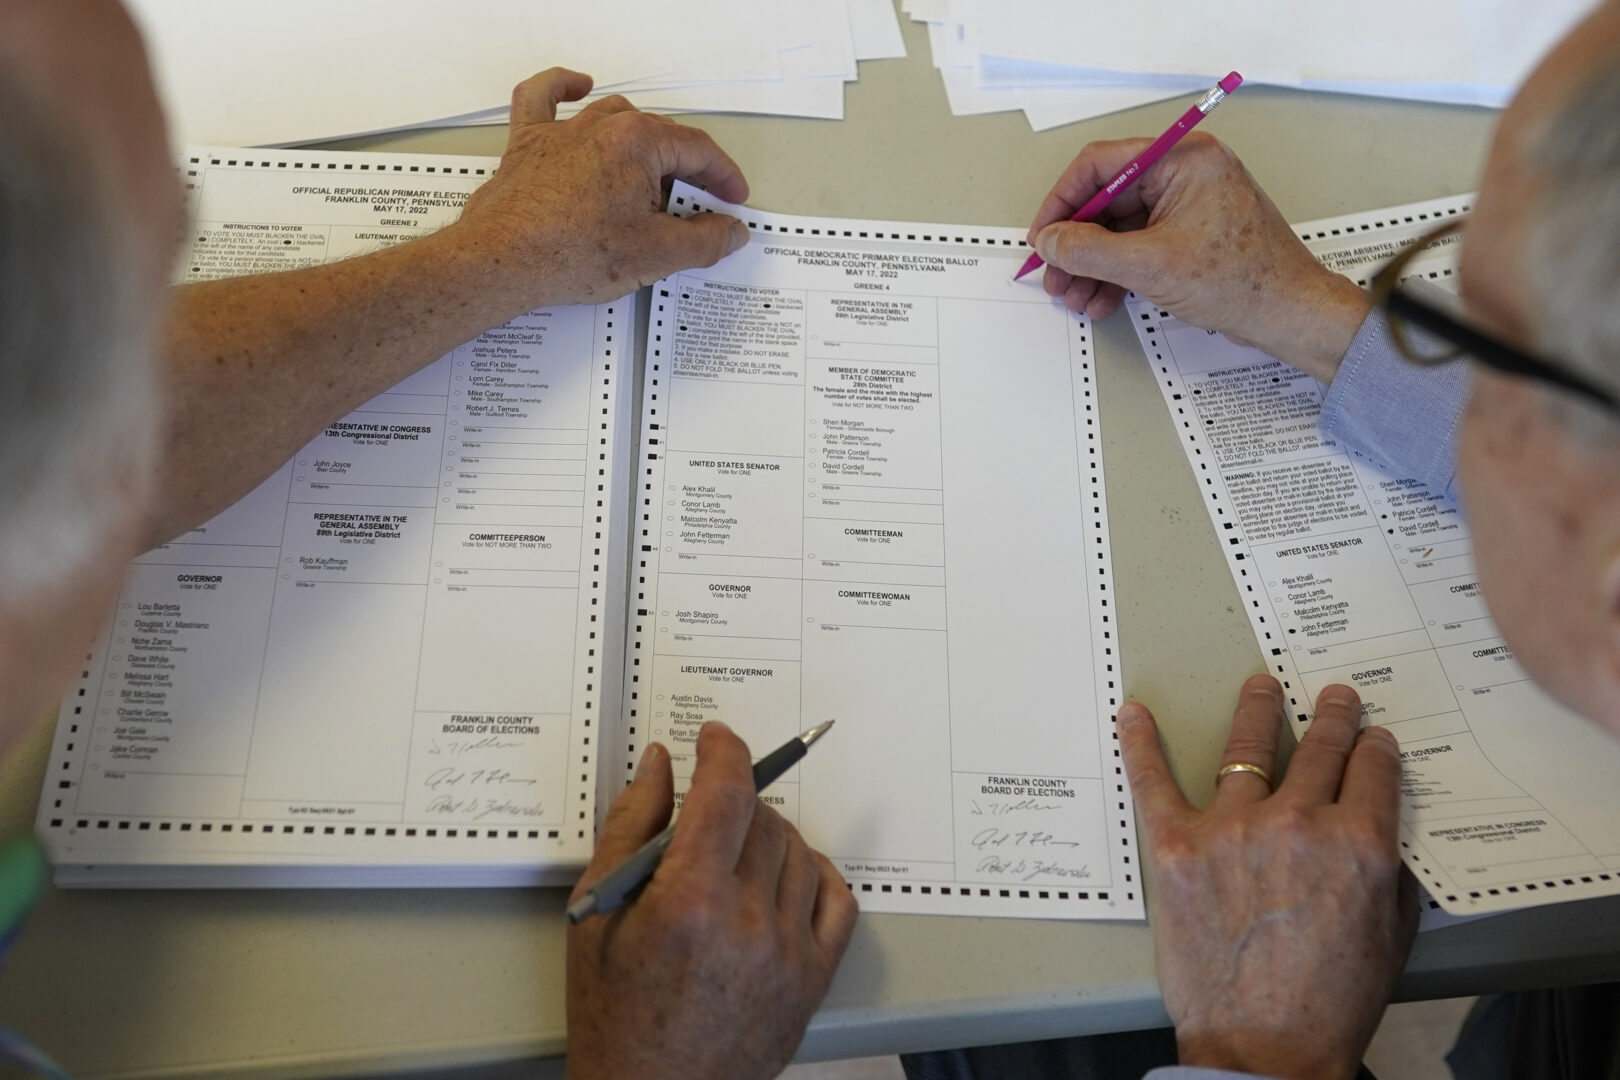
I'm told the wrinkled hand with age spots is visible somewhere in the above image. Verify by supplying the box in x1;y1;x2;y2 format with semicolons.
1027;133;1371;381
445;68;751;312
1119;676;1418;1080
566;723;858;1080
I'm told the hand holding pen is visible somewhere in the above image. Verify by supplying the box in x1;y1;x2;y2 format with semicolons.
565;722;857;1080
568;719;835;922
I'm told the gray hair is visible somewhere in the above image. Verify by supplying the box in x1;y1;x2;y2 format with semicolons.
0;71;158;605
1525;59;1620;434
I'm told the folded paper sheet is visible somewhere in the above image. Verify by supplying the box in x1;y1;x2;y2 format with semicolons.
1127;195;1620;916
621;183;1143;919
38;151;1141;923
41;146;635;886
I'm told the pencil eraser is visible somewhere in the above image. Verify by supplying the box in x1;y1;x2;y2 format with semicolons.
1220;71;1244;93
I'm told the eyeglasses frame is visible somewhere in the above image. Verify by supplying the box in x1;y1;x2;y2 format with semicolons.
1368;219;1619;413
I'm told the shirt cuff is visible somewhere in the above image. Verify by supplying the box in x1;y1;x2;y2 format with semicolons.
1318;296;1469;497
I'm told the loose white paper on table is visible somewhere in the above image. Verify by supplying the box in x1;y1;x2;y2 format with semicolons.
1127;195;1620;916
1017;84;1204;133
126;0;902;146
621;183;1142;920
971;0;1590;98
850;0;909;60
922;12;1220;128
910;0;1595;130
562;77;850;121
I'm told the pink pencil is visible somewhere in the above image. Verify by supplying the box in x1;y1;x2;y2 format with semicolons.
1014;71;1244;281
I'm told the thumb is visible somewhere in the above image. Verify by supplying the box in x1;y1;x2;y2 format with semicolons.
572;743;674;898
510;67;594;125
645;212;750;279
1034;220;1165;293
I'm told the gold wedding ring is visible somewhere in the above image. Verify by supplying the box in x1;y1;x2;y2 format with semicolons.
1216;762;1273;787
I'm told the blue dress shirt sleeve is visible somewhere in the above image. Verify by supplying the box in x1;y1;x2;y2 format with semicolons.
1317;297;1470;496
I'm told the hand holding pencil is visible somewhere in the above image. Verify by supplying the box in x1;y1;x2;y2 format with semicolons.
1024;130;1375;384
1016;72;1243;282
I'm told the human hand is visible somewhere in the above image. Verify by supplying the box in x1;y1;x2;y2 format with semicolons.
1119;675;1417;1080
1027;133;1371;381
566;722;858;1080
446;68;751;312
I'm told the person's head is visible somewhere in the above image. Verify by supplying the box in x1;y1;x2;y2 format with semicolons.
0;1;177;751
1455;0;1620;732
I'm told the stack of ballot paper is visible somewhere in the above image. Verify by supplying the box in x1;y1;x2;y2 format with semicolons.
905;0;1595;130
127;0;905;147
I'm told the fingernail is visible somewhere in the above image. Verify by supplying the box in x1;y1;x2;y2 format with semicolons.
1243;674;1282;697
727;218;749;253
699;720;732;737
635;742;666;781
1320;684;1361;708
1117;702;1148;727
1034;228;1055;263
1036;225;1068;265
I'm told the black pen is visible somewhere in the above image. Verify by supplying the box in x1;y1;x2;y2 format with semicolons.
566;720;836;923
